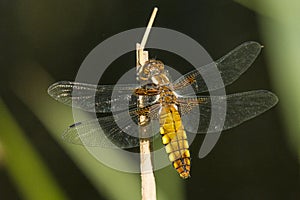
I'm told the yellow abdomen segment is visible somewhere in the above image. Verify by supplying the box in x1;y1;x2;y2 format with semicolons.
159;105;191;179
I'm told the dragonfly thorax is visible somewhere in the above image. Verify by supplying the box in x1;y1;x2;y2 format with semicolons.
159;86;177;104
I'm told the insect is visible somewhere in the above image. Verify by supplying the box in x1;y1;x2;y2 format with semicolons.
48;41;278;179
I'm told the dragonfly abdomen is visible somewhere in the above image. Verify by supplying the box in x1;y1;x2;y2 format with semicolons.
159;105;191;179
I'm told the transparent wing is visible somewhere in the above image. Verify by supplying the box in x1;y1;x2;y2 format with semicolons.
178;90;278;134
62;105;161;148
173;41;262;95
48;81;139;113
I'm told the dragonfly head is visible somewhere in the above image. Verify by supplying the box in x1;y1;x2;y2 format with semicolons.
137;59;170;85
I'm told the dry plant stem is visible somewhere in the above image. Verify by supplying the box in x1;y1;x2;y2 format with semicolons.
140;7;158;49
137;44;157;200
136;7;158;200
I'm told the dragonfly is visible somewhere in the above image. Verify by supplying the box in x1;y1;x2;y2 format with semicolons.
48;41;278;179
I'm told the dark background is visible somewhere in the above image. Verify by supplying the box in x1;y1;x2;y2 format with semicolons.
1;0;299;200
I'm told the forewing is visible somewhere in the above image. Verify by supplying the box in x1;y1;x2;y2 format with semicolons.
48;81;139;113
173;41;262;94
178;90;278;134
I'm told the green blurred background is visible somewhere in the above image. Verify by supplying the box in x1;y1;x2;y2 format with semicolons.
0;0;299;199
